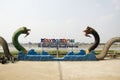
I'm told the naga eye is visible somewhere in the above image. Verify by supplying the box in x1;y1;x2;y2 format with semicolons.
90;29;92;32
24;27;27;30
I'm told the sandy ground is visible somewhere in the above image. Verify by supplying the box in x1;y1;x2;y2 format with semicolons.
0;59;120;80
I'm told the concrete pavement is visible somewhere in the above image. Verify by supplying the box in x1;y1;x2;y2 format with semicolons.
0;59;120;80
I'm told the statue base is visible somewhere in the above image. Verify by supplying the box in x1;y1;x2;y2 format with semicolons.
18;49;97;61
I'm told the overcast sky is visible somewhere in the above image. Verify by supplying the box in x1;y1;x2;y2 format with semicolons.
0;0;120;43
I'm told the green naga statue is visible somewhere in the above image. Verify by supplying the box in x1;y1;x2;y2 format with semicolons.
12;27;30;53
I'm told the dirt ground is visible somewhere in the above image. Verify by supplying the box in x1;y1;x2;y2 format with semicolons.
0;59;120;80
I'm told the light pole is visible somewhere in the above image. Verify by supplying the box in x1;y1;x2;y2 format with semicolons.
56;39;59;58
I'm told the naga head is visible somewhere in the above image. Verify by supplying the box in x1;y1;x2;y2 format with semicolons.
83;26;94;37
22;27;31;37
